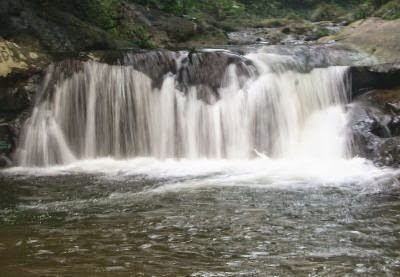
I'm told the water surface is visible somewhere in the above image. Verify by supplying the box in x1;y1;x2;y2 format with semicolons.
1;158;399;276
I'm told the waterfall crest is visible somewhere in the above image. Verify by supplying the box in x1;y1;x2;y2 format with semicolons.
17;49;351;167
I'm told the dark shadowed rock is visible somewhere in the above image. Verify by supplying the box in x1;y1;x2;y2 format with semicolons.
349;88;400;167
115;50;256;101
176;51;256;101
0;123;16;166
0;73;42;114
350;63;400;98
379;137;400;167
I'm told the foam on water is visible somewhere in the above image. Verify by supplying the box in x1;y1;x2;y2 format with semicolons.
6;47;398;190
4;155;398;213
5;157;399;190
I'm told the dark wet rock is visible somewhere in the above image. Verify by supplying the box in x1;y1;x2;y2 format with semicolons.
0;155;11;167
349;104;387;160
388;115;400;136
0;124;16;167
122;51;178;87
175;51;256;101
0;66;43;167
349;88;400;167
379;137;400;167
40;50;257;104
0;73;41;114
350;63;400;98
104;50;257;96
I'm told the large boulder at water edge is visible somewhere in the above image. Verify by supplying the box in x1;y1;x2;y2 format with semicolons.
350;63;400;97
349;63;400;167
319;17;400;63
349;87;400;167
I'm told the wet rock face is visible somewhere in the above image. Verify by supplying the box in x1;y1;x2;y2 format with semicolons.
0;69;42;167
0;124;16;167
0;124;14;154
349;88;400;167
175;51;256;101
350;63;400;98
379;137;400;167
348;63;400;166
121;50;256;102
0;73;41;114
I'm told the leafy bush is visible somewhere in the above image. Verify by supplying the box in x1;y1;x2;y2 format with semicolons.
129;0;245;18
80;0;119;29
35;0;120;29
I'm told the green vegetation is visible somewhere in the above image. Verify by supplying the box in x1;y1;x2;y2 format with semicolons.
374;0;400;19
128;0;399;20
32;0;400;33
131;0;245;18
16;0;400;51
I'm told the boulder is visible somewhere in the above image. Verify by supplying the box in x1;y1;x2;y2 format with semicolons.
0;73;41;114
349;88;400;167
0;124;16;167
319;17;400;63
350;63;400;98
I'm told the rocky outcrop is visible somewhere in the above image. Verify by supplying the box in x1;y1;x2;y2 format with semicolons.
349;88;400;166
348;63;400;167
0;37;48;77
0;37;47;167
319;17;400;63
350;63;400;98
228;20;343;45
0;72;41;167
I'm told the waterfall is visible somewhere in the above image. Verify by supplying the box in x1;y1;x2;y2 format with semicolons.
17;49;351;167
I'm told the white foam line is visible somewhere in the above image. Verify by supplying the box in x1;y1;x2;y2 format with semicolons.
5;157;399;188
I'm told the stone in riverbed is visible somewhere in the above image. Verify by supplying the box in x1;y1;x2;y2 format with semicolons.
349;88;400;167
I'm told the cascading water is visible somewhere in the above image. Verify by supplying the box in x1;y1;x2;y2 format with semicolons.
17;48;351;167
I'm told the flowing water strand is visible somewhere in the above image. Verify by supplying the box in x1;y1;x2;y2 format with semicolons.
17;50;351;167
